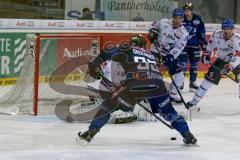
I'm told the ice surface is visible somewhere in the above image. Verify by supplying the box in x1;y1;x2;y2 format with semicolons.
0;79;239;160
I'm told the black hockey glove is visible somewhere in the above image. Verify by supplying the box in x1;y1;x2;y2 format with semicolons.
162;54;174;65
148;28;160;43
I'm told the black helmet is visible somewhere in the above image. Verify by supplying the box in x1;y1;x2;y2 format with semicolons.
131;34;146;48
183;2;193;10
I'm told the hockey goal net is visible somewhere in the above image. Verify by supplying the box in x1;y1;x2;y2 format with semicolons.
0;33;102;115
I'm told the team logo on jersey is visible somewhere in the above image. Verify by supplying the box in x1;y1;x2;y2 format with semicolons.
186;26;193;32
193;20;200;25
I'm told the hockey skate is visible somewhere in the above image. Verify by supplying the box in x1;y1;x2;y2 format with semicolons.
76;129;99;146
186;100;200;111
189;81;199;92
183;131;197;145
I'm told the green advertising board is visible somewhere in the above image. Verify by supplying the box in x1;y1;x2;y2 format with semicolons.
0;33;59;86
0;33;27;78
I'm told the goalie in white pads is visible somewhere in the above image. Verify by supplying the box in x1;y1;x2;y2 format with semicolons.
148;8;189;103
186;18;240;108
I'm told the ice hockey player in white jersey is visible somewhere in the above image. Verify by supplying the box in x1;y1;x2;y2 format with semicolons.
186;18;240;108
148;8;189;103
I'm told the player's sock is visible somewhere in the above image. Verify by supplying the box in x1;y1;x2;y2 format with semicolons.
186;79;214;108
169;72;184;103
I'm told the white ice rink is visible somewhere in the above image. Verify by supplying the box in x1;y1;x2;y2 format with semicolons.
0;79;239;160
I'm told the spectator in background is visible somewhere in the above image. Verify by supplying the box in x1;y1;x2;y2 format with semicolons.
79;7;93;20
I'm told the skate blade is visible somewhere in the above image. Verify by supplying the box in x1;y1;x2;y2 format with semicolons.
76;136;89;146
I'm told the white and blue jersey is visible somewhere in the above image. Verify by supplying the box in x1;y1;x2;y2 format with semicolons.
151;19;189;59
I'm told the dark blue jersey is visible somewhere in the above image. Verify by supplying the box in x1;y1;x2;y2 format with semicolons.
90;43;162;83
183;13;207;47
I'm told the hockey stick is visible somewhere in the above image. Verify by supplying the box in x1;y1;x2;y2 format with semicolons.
137;102;173;129
153;41;192;121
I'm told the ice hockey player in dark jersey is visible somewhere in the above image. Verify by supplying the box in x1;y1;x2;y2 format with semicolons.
76;35;197;145
179;2;207;91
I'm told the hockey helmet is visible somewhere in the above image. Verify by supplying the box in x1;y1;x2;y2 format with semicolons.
183;2;193;10
131;34;147;48
172;8;184;18
222;18;234;29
